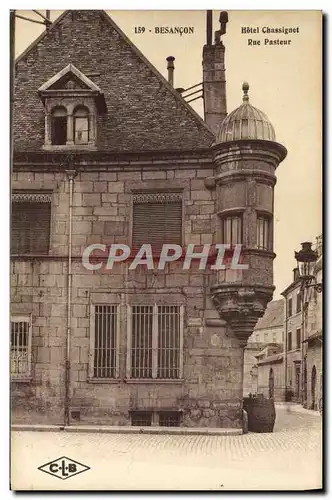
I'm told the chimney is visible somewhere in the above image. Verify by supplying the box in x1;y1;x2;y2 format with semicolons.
293;267;299;282
46;10;51;31
202;11;228;135
166;56;175;86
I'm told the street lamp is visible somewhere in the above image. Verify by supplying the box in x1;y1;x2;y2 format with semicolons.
294;241;322;408
294;242;322;293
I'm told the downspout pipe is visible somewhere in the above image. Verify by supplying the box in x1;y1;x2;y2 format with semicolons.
64;169;76;427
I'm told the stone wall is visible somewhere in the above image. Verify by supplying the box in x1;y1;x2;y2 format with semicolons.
11;166;244;428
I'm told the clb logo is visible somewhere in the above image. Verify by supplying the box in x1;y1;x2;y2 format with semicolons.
38;456;90;480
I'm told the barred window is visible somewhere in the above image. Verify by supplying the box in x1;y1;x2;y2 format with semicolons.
11;192;51;255
127;304;183;380
130;411;152;426
256;215;272;250
11;316;32;379
89;305;119;379
159;411;181;427
221;214;242;245
132;192;182;251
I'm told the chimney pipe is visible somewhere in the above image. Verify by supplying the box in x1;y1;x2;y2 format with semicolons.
166;56;175;87
46;10;51;30
206;10;212;45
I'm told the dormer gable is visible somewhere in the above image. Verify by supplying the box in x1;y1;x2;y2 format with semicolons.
38;64;106;150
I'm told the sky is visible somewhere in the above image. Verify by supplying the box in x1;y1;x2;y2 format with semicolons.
13;9;322;297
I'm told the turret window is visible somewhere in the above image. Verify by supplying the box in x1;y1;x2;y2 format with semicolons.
256;214;272;250
221;214;243;245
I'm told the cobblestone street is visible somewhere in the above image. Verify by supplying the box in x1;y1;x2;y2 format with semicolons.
11;409;322;491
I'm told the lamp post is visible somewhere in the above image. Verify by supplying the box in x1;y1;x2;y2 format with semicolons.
294;242;322;407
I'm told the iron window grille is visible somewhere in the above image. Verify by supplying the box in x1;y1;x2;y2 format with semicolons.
159;411;181;427
89;305;120;379
127;304;184;380
11;192;52;255
130;411;152;426
132;192;182;252
11;315;32;379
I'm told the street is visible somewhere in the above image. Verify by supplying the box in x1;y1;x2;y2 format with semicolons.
11;408;322;491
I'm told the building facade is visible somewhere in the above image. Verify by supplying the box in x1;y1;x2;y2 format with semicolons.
303;235;323;410
243;299;284;398
11;10;287;427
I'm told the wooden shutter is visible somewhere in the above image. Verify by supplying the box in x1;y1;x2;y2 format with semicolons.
11;193;51;254
132;193;182;251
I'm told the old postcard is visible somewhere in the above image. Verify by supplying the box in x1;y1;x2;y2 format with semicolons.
10;9;322;491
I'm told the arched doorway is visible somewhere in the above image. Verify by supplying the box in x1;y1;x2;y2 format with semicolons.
303;360;308;407
268;368;274;399
311;366;317;410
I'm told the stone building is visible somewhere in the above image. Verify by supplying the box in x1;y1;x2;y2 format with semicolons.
281;269;304;402
10;10;287;427
303;235;323;410
243;299;284;397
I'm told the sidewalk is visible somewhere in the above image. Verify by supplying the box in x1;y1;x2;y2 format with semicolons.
11;423;243;436
275;402;321;416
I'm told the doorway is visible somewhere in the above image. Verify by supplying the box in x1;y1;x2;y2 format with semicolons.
268;368;274;399
311;365;317;410
295;366;301;401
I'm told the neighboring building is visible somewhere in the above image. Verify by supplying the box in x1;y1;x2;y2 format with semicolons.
281;270;303;402
10;10;287;427
303;235;323;410
243;299;284;398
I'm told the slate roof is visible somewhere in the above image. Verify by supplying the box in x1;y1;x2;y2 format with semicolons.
254;299;284;331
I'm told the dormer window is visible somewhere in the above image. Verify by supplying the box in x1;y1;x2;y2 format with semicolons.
38;64;106;150
51;107;67;145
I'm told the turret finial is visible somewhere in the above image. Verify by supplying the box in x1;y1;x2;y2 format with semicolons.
242;82;249;102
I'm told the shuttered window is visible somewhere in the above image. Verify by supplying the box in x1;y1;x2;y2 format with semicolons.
132;193;182;251
11;193;51;254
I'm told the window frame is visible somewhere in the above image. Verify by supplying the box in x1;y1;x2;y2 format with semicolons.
296;328;301;349
131;192;183;252
10;315;32;381
287;297;293;318
220;212;243;246
256;212;272;251
126;304;184;381
73;106;90;145
296;292;302;314
89;304;120;380
287;330;292;351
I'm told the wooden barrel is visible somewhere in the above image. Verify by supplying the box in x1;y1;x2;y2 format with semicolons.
243;397;276;433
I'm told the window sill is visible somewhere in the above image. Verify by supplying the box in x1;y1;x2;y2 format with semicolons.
87;378;121;384
11;377;32;383
42;144;97;151
125;379;184;384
